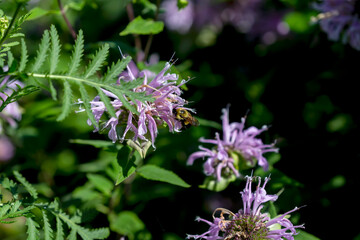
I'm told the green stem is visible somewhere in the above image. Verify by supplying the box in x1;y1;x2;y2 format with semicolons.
143;0;161;61
0;3;23;47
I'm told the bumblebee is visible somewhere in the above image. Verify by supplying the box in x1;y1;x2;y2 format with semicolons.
174;107;200;129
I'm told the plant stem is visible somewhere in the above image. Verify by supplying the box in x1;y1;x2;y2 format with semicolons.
126;3;142;60
57;0;77;40
143;0;161;61
0;3;22;47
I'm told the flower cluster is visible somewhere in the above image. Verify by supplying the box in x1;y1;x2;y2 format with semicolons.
188;106;278;181
313;0;360;50
81;59;193;148
187;176;304;240
160;0;290;45
0;73;23;162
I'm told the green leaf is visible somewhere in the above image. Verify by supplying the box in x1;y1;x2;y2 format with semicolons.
68;29;84;75
199;175;236;192
136;165;190;188
49;25;61;74
84;43;109;79
87;174;114;196
18;38;28;72
110;211;145;236
120;16;164;36
103;56;131;83
26;217;40;240
56;81;72;121
55;216;64;240
0;85;40;112
115;146;137;185
13;171;38;199
294;230;320;240
69;139;120;150
48;79;57;100
32;29;50;72
42;210;54;240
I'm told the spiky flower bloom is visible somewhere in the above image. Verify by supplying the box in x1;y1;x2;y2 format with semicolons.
187;176;304;240
313;0;360;50
188;106;277;181
81;60;192;148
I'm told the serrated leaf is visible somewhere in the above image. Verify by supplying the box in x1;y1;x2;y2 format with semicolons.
2;42;19;48
26;217;40;240
32;30;50;72
56;81;72;121
103;56;131;83
87;228;110;239
49;25;61;74
48;79;57;100
68;29;84;75
13;171;38;199
136;165;190;188
18;38;28;72
120;16;164;36
42;210;53;240
0;85;40;112
84;43;109;79
115;146;137;185
87;174;114;196
55;216;64;240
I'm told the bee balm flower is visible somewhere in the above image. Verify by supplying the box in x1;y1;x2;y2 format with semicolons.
188;106;277;181
79;59;194;149
187;176;304;240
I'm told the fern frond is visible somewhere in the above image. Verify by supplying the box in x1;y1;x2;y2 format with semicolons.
26;217;40;240
83;43;109;79
0;84;39;112
32;30;50;72
49;25;61;74
42;210;54;240
55;216;64;240
13;171;38;199
56;81;73;121
18;38;28;72
48;78;57;100
58;210;110;240
68;29;84;75
102;56;131;83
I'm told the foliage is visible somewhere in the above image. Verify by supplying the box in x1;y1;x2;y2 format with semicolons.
0;0;353;239
0;171;109;239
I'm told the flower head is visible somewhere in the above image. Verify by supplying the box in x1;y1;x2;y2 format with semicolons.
188;106;277;181
313;0;360;50
187;176;304;240
79;58;193;148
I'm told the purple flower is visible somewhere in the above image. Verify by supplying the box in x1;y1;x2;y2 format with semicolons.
1;75;24;132
313;0;360;50
187;176;304;240
188;106;277;181
0;135;14;162
79;59;191;148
